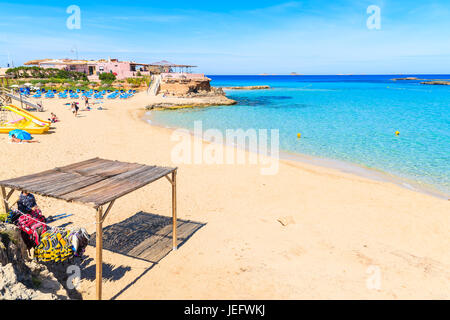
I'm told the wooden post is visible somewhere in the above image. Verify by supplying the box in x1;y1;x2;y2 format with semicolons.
96;206;103;300
172;170;177;251
1;187;9;213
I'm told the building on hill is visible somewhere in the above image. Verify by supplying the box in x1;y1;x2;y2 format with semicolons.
23;58;197;81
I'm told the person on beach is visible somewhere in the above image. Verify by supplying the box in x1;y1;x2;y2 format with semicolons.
48;112;58;123
10;134;39;144
17;191;40;215
84;95;89;108
71;102;79;116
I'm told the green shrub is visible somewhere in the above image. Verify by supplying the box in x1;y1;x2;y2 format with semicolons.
5;67;87;81
99;72;116;82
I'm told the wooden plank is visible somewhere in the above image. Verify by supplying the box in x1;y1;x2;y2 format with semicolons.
91;167;175;206
6;189;14;201
19;172;78;191
59;165;154;203
172;170;177;250
6;170;66;188
56;157;107;172
100;200;115;223
77;172;159;204
0;158;103;188
0;168;58;187
74;161;143;177
96;207;103;300
43;175;109;197
1;187;9;213
70;159;118;176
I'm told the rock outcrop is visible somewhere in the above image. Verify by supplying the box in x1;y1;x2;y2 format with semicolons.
420;81;450;86
159;75;213;96
0;223;70;300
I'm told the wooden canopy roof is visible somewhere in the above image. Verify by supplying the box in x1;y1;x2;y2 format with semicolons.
0;158;176;209
0;157;179;300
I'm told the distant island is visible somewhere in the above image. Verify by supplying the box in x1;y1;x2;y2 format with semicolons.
391;77;421;81
391;77;450;85
420;81;450;86
220;85;271;90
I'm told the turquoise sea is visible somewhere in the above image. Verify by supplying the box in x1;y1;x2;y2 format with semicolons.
148;75;450;197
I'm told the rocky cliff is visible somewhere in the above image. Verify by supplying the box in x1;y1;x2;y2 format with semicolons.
159;76;213;96
0;223;70;300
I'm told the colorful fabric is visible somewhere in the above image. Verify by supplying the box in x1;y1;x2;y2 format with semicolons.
16;210;48;248
35;228;90;263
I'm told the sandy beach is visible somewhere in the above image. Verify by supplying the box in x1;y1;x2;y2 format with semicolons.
1;91;448;300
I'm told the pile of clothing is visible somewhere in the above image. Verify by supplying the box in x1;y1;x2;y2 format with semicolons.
35;228;90;263
6;208;47;248
6;192;90;263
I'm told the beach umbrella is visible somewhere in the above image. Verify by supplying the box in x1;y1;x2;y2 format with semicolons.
24;83;33;86
35;83;43;87
9;129;32;141
10;84;19;88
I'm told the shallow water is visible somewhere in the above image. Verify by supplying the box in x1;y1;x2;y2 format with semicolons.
149;75;450;196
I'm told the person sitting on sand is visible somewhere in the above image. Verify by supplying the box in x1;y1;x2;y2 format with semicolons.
17;191;40;215
48;112;58;123
10;134;39;143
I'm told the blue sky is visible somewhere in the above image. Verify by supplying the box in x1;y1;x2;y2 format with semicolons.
0;0;449;74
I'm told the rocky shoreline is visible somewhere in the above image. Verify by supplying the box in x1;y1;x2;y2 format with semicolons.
145;90;237;110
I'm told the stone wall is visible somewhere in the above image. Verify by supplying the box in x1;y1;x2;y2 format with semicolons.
160;76;213;96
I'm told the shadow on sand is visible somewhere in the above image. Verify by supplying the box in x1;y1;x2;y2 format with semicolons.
87;211;206;300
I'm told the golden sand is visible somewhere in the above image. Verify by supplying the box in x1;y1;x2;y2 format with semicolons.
1;92;448;300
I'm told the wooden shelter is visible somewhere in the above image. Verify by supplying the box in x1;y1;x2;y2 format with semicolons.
0;158;178;300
